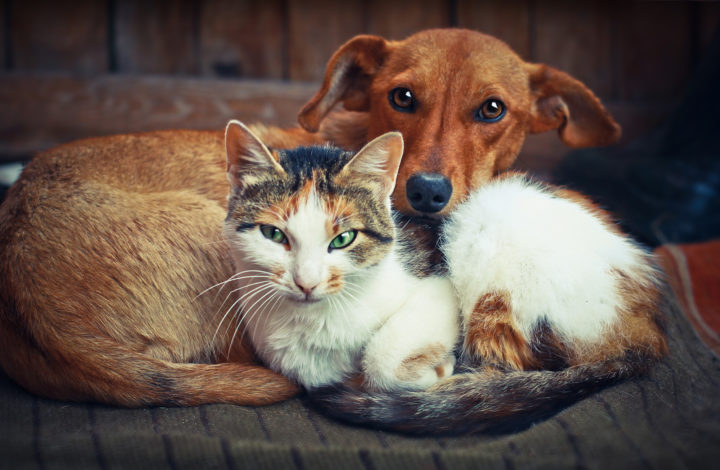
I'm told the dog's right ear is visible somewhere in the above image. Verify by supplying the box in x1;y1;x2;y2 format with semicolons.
298;35;389;132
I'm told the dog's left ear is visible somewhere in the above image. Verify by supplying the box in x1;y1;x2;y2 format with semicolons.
525;63;621;148
298;35;389;132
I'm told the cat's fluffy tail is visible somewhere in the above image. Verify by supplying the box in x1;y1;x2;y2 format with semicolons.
308;352;650;435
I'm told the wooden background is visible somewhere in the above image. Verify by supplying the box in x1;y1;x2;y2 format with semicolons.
1;0;719;173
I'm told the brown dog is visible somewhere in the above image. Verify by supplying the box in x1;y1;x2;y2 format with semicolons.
0;29;663;414
302;29;621;219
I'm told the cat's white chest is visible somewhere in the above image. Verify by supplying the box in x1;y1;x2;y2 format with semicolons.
250;299;382;388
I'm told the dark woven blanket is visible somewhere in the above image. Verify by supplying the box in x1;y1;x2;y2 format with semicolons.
1;279;719;470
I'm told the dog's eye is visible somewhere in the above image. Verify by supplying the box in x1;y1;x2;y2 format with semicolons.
389;87;416;112
475;99;506;122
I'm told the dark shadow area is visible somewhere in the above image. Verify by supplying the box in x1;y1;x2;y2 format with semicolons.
554;30;720;247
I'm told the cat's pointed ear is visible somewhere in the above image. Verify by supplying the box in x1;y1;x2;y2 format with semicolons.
339;132;404;198
225;120;285;188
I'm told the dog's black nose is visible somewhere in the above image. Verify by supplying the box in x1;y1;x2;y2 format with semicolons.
405;172;453;213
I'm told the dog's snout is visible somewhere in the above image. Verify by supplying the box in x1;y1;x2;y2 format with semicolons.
405;173;453;213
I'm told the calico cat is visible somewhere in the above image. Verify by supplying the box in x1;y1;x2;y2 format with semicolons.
222;120;459;390
310;173;667;433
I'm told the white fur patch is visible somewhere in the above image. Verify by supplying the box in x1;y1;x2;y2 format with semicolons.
362;275;459;391
441;175;654;345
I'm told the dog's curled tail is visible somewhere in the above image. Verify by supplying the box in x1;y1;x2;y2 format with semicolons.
308;353;650;435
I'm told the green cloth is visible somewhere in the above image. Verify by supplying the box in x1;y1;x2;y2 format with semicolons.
1;292;719;470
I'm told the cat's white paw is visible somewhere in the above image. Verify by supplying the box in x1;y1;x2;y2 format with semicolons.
394;350;456;391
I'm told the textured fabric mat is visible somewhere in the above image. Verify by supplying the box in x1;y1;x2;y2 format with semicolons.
1;289;720;469
656;241;720;357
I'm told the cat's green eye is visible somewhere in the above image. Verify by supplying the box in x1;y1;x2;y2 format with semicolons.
260;225;287;244
329;230;357;251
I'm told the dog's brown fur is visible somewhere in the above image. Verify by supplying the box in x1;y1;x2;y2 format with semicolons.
0;28;663;410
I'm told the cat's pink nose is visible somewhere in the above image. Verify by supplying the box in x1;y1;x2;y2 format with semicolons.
294;278;318;297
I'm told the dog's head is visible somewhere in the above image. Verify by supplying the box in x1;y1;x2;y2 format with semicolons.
298;29;620;219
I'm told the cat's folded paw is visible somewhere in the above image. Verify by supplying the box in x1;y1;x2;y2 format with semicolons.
393;347;456;390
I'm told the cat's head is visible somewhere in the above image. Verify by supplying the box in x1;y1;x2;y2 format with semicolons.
223;120;404;305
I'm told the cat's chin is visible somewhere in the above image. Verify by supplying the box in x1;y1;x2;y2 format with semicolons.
287;296;324;306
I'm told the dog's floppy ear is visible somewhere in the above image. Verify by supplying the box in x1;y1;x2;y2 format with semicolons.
298;35;389;132
525;63;621;148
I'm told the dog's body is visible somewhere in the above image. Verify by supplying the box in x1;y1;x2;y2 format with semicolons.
0;29;665;419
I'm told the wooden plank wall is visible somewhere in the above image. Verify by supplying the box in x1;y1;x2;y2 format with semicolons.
4;0;718;92
1;0;719;164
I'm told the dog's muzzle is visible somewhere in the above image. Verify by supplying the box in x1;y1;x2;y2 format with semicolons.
405;172;453;214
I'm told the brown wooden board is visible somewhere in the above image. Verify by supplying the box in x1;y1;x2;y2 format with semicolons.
287;0;365;81
9;0;107;73
366;0;450;40
0;72;671;170
115;0;198;75
615;1;692;102
533;0;614;101
457;0;531;60
0;74;318;160
200;0;284;79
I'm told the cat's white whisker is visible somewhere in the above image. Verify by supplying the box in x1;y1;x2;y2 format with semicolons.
340;283;366;301
232;287;279;358
245;291;282;352
207;285;245;347
332;295;351;326
245;291;284;343
209;294;243;353
211;273;273;301
221;283;277;358
241;285;278;320
197;269;272;300
251;288;281;323
212;280;274;350
213;278;273;313
197;274;247;300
